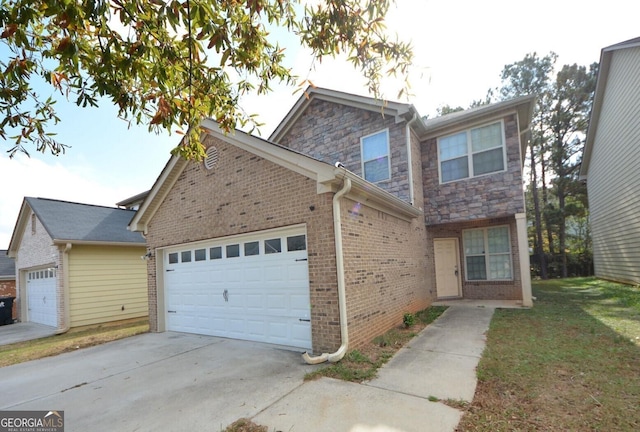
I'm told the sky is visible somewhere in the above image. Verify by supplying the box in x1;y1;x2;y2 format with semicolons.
1;0;638;249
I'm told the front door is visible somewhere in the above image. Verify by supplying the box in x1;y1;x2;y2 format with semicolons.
434;238;461;298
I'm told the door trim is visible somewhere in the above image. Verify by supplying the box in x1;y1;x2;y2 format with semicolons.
434;238;462;299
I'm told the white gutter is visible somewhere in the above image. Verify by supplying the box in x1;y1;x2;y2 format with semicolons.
56;242;72;335
302;177;352;364
406;113;419;205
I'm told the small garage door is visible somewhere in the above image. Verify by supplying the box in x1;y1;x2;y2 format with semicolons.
27;269;58;327
164;226;312;350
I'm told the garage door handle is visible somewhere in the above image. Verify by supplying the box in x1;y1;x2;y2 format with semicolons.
299;318;310;322
166;269;175;272
168;310;177;313
295;258;308;262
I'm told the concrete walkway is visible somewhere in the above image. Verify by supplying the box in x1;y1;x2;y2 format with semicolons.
0;322;56;346
254;305;497;431
1;306;499;431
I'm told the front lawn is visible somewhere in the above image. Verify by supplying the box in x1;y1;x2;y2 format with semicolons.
458;277;640;431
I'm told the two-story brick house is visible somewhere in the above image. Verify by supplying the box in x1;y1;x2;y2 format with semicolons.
130;87;533;361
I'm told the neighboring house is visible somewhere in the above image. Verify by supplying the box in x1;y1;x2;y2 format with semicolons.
0;251;17;322
7;198;149;331
130;87;534;358
580;37;640;285
117;190;149;211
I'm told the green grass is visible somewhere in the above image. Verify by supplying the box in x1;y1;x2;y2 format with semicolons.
304;305;447;382
458;277;640;431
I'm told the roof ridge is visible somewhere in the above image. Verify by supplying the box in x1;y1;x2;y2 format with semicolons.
27;196;136;212
308;86;412;107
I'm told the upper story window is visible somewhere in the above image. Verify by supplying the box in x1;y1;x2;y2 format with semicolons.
361;129;390;183
438;121;506;183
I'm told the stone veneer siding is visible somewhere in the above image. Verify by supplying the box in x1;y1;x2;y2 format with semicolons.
421;114;525;224
276;99;411;202
341;197;432;348
144;137;341;354
14;212;64;327
428;216;523;300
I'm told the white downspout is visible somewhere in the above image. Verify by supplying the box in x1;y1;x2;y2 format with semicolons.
302;177;352;364
56;242;72;334
406;113;419;205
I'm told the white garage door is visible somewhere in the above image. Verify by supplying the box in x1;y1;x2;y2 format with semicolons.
27;269;58;327
164;226;312;350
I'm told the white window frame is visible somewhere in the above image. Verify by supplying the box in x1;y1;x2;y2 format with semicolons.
437;120;507;184
462;225;513;281
360;129;391;183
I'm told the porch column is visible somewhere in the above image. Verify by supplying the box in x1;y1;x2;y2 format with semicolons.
515;213;533;307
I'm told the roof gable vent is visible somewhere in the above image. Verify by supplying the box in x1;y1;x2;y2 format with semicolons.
204;146;219;170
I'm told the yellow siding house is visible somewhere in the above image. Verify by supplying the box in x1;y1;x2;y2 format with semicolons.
7;197;148;331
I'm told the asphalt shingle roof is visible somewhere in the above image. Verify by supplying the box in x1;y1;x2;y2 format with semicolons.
26;197;145;244
0;250;15;277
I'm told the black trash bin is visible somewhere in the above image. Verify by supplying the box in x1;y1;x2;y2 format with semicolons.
0;297;15;325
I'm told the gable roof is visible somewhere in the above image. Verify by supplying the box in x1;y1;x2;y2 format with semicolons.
269;86;426;143
0;250;15;279
116;190;149;209
7;198;145;256
129;119;421;234
580;36;640;180
420;95;536;161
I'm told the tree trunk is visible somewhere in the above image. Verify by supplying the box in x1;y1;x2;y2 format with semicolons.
540;154;555;258
530;143;547;279
558;183;568;278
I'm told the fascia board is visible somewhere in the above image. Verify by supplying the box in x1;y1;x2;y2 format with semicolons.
269;88;411;142
421;96;536;140
201;123;421;220
335;169;421;221
128;156;187;233
52;240;145;247
580;49;613;180
201;119;336;185
7;200;30;257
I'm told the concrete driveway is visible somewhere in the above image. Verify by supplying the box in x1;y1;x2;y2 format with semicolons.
0;332;311;431
0;322;57;346
1;305;501;431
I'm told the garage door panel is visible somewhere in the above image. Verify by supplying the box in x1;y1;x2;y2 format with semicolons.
227;267;242;282
291;321;312;342
246;319;265;336
287;265;308;282
264;267;285;282
27;270;58;327
268;321;287;340
164;227;312;350
228;318;248;336
290;295;311;315
245;266;262;281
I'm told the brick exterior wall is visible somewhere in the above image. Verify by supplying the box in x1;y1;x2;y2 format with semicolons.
14;212;64;326
341;197;432;348
421;114;525;225
428;216;523;300
144;137;341;353
0;279;17;320
276;99;411;202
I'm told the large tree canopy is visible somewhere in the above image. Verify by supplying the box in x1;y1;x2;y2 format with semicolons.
0;0;412;159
